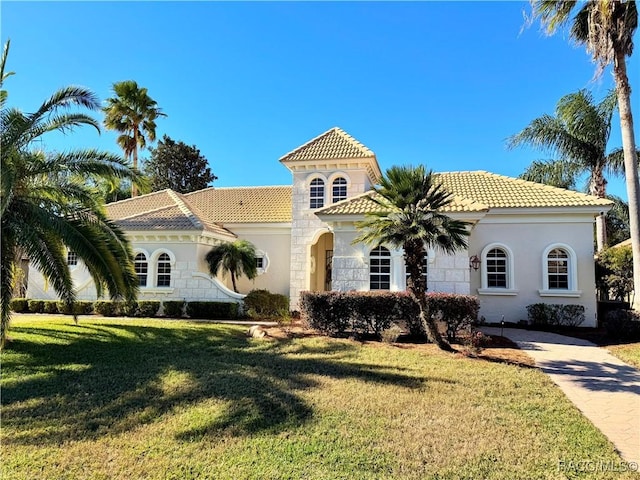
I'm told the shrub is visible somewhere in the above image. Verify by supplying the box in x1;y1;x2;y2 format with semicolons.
28;300;45;314
604;309;640;341
186;301;239;320
57;301;94;315
162;301;185;318
136;301;160;318
94;300;118;317
526;303;585;328
43;300;59;314
300;291;479;341
10;298;29;313
244;290;290;319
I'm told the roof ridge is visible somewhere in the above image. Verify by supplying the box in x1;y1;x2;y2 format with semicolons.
166;190;203;229
279;126;374;162
106;188;174;206
114;203;183;221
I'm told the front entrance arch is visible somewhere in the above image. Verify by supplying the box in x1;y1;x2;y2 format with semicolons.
309;231;334;292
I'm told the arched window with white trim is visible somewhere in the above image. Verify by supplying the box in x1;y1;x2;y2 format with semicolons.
135;253;148;287
310;178;325;209
478;243;517;295
540;243;581;297
332;177;348;203
370;246;391;290
156;253;171;287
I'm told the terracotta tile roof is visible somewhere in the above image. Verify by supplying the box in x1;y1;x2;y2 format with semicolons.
184;186;292;223
279;127;375;163
316;191;488;215
105;189;236;238
436;171;613;208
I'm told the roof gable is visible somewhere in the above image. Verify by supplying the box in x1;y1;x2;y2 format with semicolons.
279;127;375;163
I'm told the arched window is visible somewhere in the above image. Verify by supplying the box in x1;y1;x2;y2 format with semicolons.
332;177;347;203
540;243;580;297
309;178;325;209
370;246;391;290
547;248;569;289
135;253;148;287
156;253;171;287
486;248;507;288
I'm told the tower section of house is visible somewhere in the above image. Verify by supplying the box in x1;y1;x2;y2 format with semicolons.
279;127;381;308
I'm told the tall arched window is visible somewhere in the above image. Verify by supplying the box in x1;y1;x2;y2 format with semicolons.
478;243;517;295
332;177;347;203
547;248;569;290
370;246;391;290
156;253;171;287
310;178;325;209
135;253;148;287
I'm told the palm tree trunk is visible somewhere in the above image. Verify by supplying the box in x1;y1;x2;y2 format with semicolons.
132;127;139;197
614;50;640;311
231;271;238;293
0;233;16;348
590;167;608;251
405;240;453;351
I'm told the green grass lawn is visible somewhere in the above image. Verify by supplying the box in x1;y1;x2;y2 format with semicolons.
2;316;637;480
607;342;640;369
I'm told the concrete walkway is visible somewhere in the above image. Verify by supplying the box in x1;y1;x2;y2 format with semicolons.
482;327;640;465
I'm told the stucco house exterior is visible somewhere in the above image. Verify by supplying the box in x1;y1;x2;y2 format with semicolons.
27;127;612;326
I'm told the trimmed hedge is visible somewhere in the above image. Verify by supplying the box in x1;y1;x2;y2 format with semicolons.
10;298;29;313
43;300;59;314
526;303;585;328
137;301;161;318
94;301;119;317
300;291;479;341
162;301;185;318
604;309;640;341
28;300;45;314
244;289;290;319
57;301;94;315
186;301;239;320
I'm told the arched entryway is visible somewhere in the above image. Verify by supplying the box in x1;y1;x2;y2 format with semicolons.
309;231;334;291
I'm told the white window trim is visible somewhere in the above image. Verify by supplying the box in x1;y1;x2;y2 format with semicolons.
478;243;519;296
539;243;581;297
149;249;176;289
255;250;269;275
307;173;328;209
133;249;150;287
327;172;351;204
369;246;392;291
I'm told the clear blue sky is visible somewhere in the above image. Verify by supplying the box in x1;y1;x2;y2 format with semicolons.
3;1;638;199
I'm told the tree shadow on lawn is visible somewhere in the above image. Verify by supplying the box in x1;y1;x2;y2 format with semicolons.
3;323;430;445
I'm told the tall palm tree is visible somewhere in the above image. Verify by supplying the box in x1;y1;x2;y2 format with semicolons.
530;0;640;309
509;89;625;251
103;80;165;197
1;82;141;347
205;240;258;293
353;165;470;351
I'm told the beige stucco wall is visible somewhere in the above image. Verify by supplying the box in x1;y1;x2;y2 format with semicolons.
214;226;292;297
468;212;598;327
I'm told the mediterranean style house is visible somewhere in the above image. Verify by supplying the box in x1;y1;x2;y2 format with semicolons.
27;127;612;326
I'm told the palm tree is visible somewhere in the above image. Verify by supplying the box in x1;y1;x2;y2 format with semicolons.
529;0;640;309
205;240;258;293
509;89;625;251
1;80;141;347
103;80;165;197
353;165;470;351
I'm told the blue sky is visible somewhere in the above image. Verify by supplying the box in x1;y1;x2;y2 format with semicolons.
3;1;638;199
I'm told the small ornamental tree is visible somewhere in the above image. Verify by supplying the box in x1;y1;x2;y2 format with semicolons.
353;165;470;351
205;240;257;293
145;135;217;193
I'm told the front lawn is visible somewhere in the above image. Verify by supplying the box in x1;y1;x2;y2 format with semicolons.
2;316;636;480
607;342;640;369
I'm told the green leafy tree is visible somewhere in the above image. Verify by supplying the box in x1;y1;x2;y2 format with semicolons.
205;240;257;293
145;135;217;193
510;89;624;251
605;194;631;246
103;80;165;197
529;0;640;310
596;245;634;302
353;165;470;351
1;64;140;347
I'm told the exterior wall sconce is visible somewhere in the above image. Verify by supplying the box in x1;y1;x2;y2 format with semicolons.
469;255;481;271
